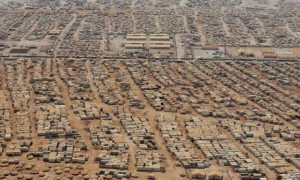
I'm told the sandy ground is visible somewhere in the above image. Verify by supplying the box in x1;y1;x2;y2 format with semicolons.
0;58;299;179
0;0;299;179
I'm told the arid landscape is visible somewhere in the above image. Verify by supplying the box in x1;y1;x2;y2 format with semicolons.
0;0;299;180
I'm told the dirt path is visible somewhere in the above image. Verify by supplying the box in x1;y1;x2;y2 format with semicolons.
220;17;231;37
85;60;138;174
52;59;96;167
119;62;189;179
23;60;45;151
